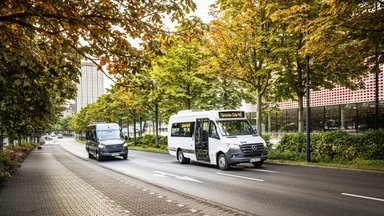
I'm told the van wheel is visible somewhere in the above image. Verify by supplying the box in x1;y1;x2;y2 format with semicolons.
123;153;128;160
88;151;93;159
177;150;190;164
252;161;264;168
217;154;230;170
96;151;102;161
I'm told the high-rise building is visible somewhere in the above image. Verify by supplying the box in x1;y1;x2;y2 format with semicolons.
75;62;104;114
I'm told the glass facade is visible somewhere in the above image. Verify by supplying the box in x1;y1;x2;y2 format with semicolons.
260;102;384;133
243;72;383;133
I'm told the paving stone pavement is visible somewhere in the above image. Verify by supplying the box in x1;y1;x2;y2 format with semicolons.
0;144;249;216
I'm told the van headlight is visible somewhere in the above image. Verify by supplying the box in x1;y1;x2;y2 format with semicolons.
123;143;127;147
227;143;240;149
98;144;105;149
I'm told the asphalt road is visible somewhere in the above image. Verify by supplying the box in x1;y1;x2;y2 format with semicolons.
57;137;384;216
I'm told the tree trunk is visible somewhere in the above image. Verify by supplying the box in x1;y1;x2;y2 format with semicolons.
133;117;137;145
8;134;14;148
155;103;159;148
297;94;304;133
256;89;263;135
139;120;143;137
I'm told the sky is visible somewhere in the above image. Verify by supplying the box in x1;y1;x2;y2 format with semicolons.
104;0;216;93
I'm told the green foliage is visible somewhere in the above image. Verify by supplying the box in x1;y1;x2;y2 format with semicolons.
0;142;39;188
277;133;307;153
261;134;272;150
268;151;306;161
136;135;167;147
360;129;384;160
274;130;384;162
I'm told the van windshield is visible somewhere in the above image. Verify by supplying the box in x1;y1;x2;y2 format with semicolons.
97;130;121;140
217;120;257;136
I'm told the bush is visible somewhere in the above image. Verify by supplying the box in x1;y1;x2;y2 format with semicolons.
360;129;384;160
261;134;272;150
273;130;384;162
312;131;357;161
135;134;167;147
276;133;306;153
0;142;39;188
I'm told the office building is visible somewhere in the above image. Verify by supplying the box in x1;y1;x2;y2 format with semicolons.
75;62;104;114
243;72;384;133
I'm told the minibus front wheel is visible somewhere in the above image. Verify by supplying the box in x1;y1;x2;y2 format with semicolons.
217;153;230;170
177;149;190;164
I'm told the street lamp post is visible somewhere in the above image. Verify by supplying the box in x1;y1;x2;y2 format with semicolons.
305;0;311;162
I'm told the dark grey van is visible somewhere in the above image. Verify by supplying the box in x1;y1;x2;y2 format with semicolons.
85;123;128;161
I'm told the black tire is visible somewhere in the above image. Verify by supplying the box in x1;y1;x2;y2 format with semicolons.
252;161;264;168
217;154;230;170
123;153;128;160
88;151;93;159
177;150;190;164
96;151;102;161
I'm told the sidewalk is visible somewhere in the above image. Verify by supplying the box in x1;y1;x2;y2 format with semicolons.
0;144;247;216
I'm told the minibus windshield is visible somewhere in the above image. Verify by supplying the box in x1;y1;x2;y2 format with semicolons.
218;120;257;136
97;130;121;140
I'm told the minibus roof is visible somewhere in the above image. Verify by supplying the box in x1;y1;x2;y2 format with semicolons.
171;110;246;122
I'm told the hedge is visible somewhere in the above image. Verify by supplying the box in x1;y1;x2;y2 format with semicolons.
0;142;39;188
133;134;167;147
272;129;384;162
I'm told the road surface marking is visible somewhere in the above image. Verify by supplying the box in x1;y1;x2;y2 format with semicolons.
341;193;384;202
133;158;148;162
216;172;264;182
248;169;278;173
153;171;204;183
163;163;187;169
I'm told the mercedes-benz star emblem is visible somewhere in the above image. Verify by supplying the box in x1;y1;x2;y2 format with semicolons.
251;145;257;151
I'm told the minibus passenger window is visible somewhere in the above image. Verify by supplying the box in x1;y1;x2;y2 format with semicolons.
171;122;194;137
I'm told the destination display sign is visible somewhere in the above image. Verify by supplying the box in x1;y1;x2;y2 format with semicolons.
219;111;245;118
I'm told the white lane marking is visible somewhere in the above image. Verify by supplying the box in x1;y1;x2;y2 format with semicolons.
341;193;384;202
216;172;264;182
153;171;204;183
163;163;187;169
133;158;147;162
248;169;278;173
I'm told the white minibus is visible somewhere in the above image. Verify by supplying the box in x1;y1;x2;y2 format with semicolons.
167;110;268;170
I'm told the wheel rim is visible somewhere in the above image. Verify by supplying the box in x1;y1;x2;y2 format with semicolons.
219;156;226;168
178;151;183;162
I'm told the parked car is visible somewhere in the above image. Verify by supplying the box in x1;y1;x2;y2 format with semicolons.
57;134;63;139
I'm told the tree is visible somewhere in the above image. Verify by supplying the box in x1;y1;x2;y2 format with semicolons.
270;0;369;132
207;0;282;134
1;0;196;145
307;0;383;129
0;0;197;80
0;44;79;147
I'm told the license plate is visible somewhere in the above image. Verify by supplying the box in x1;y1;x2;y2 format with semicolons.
250;158;261;162
111;153;119;156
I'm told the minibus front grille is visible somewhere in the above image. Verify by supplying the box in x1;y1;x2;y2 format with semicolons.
240;143;264;156
105;144;124;153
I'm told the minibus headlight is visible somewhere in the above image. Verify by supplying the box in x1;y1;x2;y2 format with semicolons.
123;143;127;147
227;143;240;149
98;144;105;149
